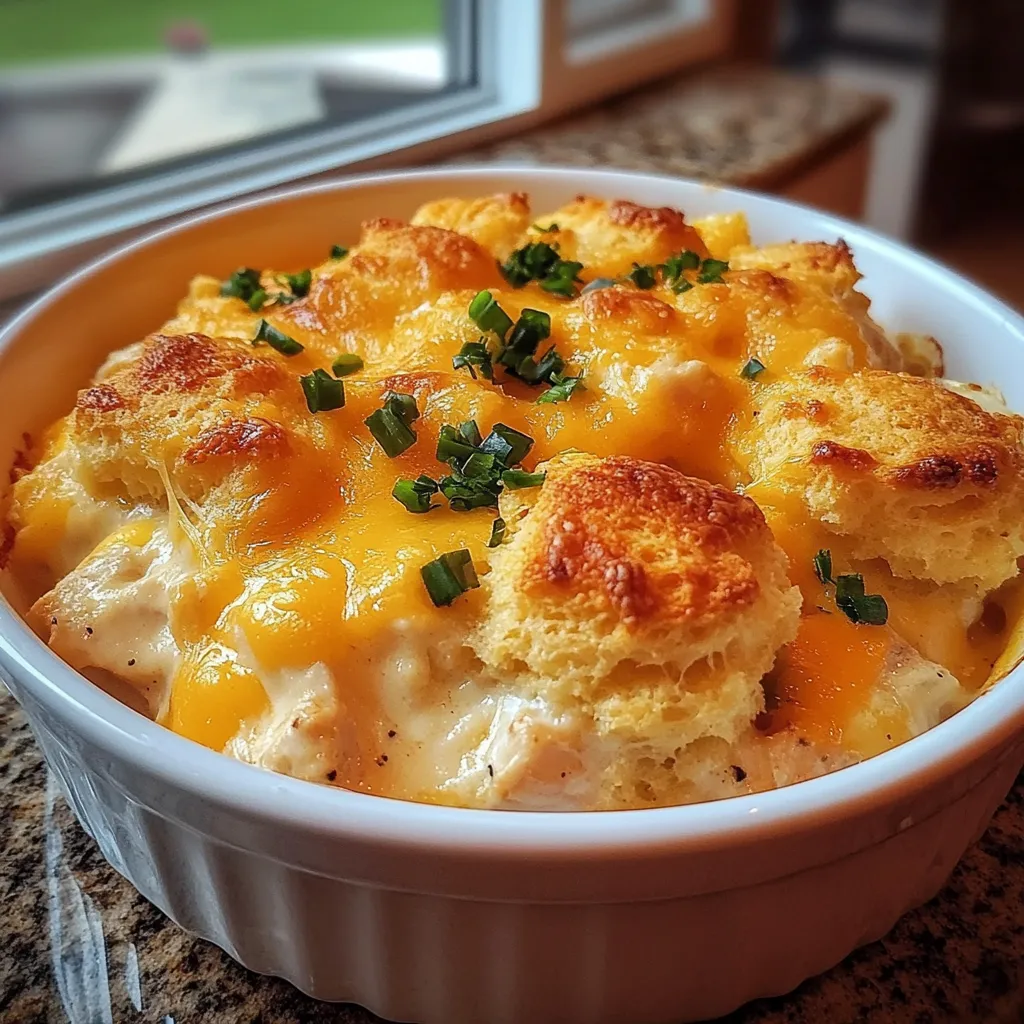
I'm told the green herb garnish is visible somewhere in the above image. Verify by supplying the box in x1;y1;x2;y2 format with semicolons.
221;267;262;302
365;392;419;457
536;372;584;405
698;258;730;284
421;549;479;607
452;339;494;380
479;424;533;466
814;550;888;625
627;263;658;289
393;475;439;514
247;288;268;311
458;420;483;448
469;290;514;337
501;469;546;490
436;424;480;464
834;574;889;625
532;222;559;232
501;242;559;289
252;319;304;356
331;353;363;377
741;356;766;381
539;259;584;297
300;369;345;413
660;250;701;283
813;549;833;585
487;517;506;547
330;245;349;260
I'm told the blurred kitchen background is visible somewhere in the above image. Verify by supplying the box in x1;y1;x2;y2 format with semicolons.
0;0;1020;308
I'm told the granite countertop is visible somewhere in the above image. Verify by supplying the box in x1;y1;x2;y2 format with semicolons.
3;66;1022;1024
449;65;890;188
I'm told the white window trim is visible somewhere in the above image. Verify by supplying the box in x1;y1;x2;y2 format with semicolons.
0;0;736;299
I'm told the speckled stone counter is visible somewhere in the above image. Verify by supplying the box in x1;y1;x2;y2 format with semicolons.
2;66;1022;1024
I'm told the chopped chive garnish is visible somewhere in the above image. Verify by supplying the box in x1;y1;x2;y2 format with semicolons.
740;356;766;380
421;549;479;607
366;409;416;457
581;277;617;294
501;469;546;490
281;269;312;298
452;339;494;380
437;424;480;464
479;424;533;466
383;391;420;426
834;574;888;626
627;263;658;289
501;242;560;288
393;474;439;514
461;451;498;479
439;471;501;511
540;259;584;298
247;288;268;311
301;368;345;413
532;222;559;232
698;258;730;284
469;290;514;338
331;353;363;377
330;244;349;260
813;549;834;585
220;267;262;302
536;372;584;404
458;420;483;448
252;319;304;355
661;250;701;282
500;308;551;369
487;517;506;547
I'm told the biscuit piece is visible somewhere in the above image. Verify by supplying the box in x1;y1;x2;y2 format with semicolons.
530;195;710;278
730;241;902;369
473;454;801;765
411;192;532;260
739;367;1024;588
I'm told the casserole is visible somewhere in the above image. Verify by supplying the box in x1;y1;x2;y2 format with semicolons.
1;167;1023;1023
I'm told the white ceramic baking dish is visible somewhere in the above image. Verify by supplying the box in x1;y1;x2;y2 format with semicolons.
2;168;1024;1024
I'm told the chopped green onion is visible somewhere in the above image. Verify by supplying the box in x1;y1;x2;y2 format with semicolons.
281;269;312;297
438;471;501;511
540;259;583;298
834;574;888;626
436;424;479;464
421;549;480;607
330;245;349;260
221;267;262;302
740;357;766;381
627;263;658;289
479;424;533;466
501;242;560;288
383;391;420;426
501;469;546;490
469;290;513;338
461;452;498;479
365;404;417;457
661;250;701;282
452;339;494;380
393;475;439;514
813;549;834;585
458;420;483;448
500;308;551;369
532;222;559;232
536;372;584;405
487;517;506;547
331;353;363;377
301;368;345;413
252;319;304;356
581;277;617;294
247;288;268;311
698;258;730;284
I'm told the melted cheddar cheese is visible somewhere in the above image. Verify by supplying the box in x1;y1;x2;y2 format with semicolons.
6;191;1024;810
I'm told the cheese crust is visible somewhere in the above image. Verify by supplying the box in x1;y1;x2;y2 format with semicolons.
5;192;1022;810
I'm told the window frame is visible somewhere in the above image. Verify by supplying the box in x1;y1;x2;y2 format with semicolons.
0;0;737;299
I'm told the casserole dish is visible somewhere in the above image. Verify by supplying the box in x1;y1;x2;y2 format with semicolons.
2;167;1024;1024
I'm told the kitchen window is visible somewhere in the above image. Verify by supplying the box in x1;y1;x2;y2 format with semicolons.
0;0;736;298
